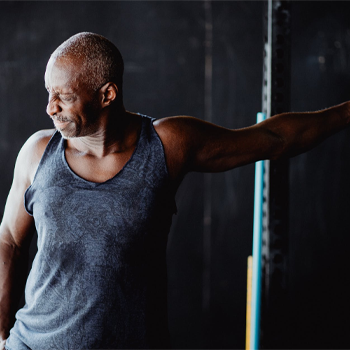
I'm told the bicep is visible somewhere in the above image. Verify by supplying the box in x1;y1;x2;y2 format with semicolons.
191;122;284;172
155;116;284;177
0;131;52;341
0;176;35;249
0;131;50;248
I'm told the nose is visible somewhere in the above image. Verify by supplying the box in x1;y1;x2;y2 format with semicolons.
46;96;61;116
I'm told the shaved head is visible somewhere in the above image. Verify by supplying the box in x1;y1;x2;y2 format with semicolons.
50;32;124;97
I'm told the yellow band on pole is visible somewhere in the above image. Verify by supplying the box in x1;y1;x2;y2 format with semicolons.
246;256;253;350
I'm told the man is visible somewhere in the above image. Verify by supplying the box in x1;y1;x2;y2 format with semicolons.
0;32;349;350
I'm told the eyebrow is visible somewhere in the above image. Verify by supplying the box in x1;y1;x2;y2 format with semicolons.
45;86;74;95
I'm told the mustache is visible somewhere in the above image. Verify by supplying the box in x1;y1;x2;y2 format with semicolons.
52;115;70;122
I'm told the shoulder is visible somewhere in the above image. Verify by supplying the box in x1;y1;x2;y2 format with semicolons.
16;129;56;184
153;115;203;147
153;115;222;140
153;115;200;133
19;129;56;163
153;116;202;180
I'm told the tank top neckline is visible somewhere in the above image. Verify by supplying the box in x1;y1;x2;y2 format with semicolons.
60;115;146;186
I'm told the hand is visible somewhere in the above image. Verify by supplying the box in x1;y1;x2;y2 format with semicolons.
0;339;6;350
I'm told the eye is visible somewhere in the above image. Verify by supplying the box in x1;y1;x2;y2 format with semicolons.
60;94;76;102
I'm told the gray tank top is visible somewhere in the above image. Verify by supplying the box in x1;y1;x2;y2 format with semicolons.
6;115;176;350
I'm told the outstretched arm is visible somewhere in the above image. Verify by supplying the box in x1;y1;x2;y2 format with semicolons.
0;130;53;348
154;101;350;180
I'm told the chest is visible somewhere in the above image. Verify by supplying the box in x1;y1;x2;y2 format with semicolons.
64;147;135;183
32;177;165;263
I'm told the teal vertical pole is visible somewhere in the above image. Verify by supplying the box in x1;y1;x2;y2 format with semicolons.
250;112;266;349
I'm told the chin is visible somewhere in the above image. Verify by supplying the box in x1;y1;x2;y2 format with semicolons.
57;128;78;140
56;123;81;139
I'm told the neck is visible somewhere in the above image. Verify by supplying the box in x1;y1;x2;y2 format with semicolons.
67;106;141;158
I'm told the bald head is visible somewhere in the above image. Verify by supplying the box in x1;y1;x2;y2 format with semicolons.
50;32;124;96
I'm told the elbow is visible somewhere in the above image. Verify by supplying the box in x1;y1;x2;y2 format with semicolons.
265;129;288;161
0;229;23;258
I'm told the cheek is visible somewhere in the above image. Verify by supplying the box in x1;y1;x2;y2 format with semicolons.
63;96;100;126
83;101;101;122
64;105;85;123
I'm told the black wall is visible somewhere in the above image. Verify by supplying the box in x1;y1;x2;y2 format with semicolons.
0;1;349;349
289;2;350;348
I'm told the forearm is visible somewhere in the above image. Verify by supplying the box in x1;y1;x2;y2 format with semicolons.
265;101;350;159
0;235;28;341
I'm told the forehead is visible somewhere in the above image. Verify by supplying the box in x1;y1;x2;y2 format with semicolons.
44;56;82;92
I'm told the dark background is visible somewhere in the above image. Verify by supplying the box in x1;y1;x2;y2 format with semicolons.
1;1;350;349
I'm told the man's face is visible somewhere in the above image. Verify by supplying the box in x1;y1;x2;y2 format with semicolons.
45;56;101;139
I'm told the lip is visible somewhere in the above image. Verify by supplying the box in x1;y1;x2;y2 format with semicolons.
53;119;70;129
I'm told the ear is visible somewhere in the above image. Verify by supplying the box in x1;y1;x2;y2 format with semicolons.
100;82;118;107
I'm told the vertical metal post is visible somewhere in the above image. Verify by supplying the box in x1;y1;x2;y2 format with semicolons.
249;113;266;350
261;0;291;348
203;0;213;346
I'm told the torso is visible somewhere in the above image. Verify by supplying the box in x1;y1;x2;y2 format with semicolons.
8;115;175;349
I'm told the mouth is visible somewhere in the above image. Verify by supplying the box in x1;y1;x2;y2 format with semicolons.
52;116;71;129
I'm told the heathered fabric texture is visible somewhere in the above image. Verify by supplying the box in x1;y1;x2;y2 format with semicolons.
6;115;175;350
